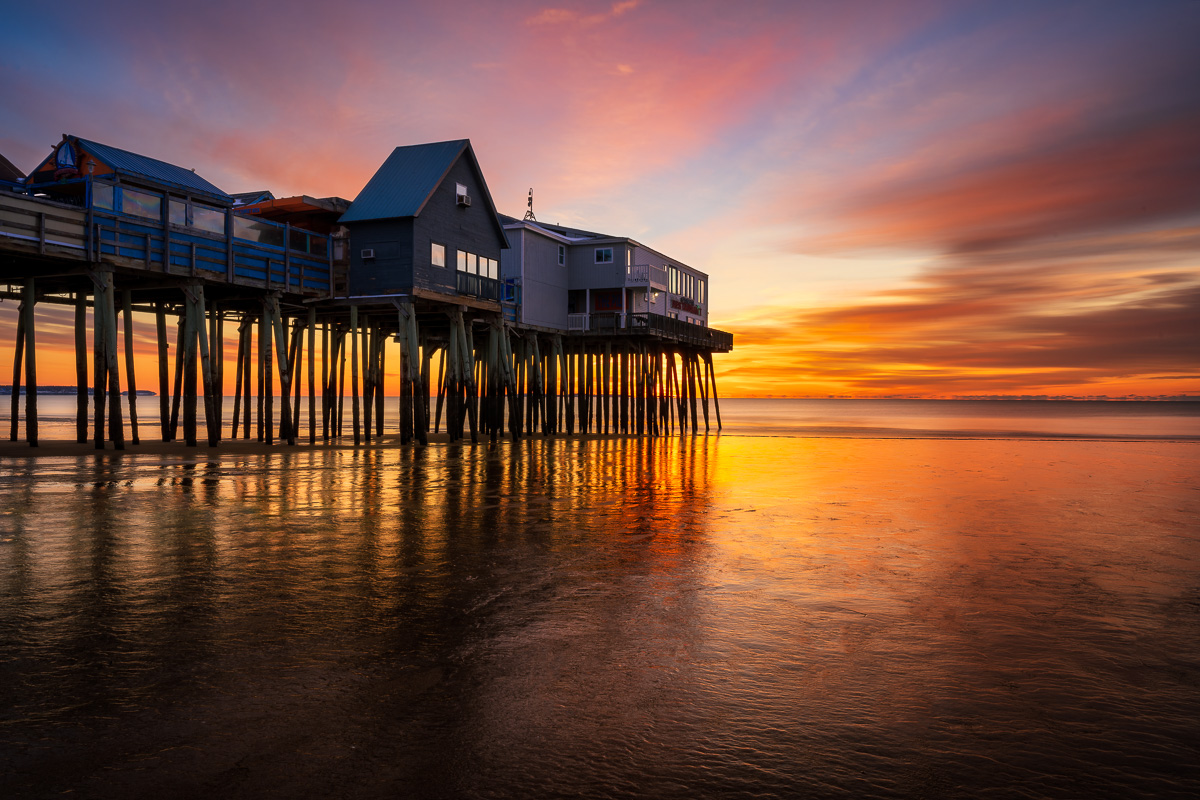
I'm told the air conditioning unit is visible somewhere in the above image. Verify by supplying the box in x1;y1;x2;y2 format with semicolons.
456;194;472;207
361;248;375;259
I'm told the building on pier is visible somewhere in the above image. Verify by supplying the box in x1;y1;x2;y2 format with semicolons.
499;215;714;334
339;139;509;307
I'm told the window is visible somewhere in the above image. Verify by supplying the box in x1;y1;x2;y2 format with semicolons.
558;245;565;266
233;216;285;248
192;204;225;235
93;183;114;211
456;182;467;196
595;247;613;264
457;250;468;272
169;199;187;226
699;279;705;305
626;248;632;267
121;187;162;221
432;242;446;267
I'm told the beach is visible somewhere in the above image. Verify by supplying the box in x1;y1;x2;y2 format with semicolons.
2;401;1198;798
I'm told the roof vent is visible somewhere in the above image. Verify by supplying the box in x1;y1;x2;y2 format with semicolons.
456;193;472;207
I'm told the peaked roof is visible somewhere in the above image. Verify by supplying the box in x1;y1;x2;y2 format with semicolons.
340;140;503;235
70;136;230;201
231;190;274;206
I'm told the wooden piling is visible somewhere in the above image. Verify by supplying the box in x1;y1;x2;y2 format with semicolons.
288;317;302;440
169;313;185;441
194;288;218;447
182;293;197;447
76;292;88;443
92;276;106;449
10;298;24;442
308;308;316;445
242;315;253;440
121;290;140;445
231;316;247;440
350;304;360;445
704;352;722;431
257;311;266;442
102;276;123;450
156;303;170;441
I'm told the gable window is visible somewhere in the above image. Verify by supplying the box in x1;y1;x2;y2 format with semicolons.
595;247;613;264
558;245;565;266
432;242;446;267
456;182;467;196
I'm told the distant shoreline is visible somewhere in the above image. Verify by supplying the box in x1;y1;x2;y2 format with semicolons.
1;389;1195;402
0;387;156;396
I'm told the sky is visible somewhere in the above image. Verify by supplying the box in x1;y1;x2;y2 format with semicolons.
1;0;1197;398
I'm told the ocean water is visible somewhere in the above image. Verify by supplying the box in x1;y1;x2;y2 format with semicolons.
1;403;1198;798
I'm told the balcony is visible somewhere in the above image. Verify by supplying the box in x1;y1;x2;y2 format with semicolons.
456;270;501;301
625;263;668;290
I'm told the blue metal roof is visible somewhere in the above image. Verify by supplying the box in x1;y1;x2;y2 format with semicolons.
74;136;231;201
340;140;471;223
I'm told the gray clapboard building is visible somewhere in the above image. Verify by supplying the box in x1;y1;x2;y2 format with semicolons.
500;216;710;333
341;140;509;305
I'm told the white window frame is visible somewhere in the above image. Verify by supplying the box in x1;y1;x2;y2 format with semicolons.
432;242;446;267
558;245;565;266
595;247;613;264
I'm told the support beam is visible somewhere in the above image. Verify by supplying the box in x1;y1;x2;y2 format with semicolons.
102;275;123;450
122;290;140;445
10;298;24;442
76;292;89;443
156;303;170;441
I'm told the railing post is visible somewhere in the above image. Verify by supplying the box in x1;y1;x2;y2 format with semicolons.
225;209;234;282
284;222;292;291
38;212;46;255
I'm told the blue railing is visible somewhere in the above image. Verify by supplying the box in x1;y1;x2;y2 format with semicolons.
26;177;332;294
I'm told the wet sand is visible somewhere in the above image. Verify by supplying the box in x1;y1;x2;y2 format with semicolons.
2;434;1198;799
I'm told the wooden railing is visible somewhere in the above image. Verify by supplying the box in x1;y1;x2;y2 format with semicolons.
0;185;331;295
625;263;669;289
456;271;501;301
567;311;733;350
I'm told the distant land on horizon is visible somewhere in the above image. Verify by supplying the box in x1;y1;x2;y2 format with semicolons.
1;386;156;396
1;388;1195;402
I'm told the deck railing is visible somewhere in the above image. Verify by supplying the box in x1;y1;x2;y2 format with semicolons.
625;263;669;289
3;178;331;295
455;271;501;301
567;311;733;350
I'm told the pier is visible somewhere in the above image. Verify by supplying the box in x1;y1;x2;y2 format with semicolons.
2;136;732;449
